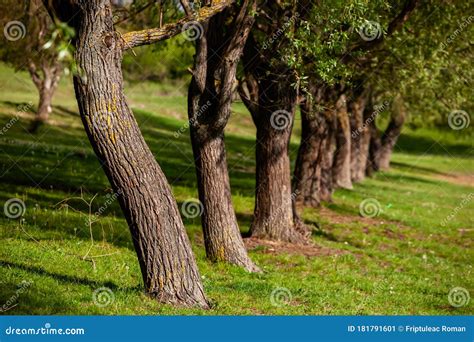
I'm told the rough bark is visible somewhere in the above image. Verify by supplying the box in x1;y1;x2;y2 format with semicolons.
349;89;370;182
293;85;341;206
332;94;353;189
320;110;337;202
239;35;308;243
378;96;406;170
45;0;208;308
293;91;325;207
188;2;259;272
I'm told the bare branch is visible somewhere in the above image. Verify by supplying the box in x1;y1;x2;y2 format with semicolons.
180;0;193;17
121;0;235;50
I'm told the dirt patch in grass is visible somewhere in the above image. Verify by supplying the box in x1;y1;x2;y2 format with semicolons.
317;206;407;229
432;173;473;187
244;237;345;257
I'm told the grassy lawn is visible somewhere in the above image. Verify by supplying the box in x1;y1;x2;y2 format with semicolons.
0;63;472;315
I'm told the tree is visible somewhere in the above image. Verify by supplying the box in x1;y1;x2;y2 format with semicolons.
187;0;260;272
365;0;473;174
0;0;71;132
42;0;234;308
291;0;420;204
238;2;310;243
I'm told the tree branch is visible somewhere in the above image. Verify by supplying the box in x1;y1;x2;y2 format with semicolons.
121;0;235;50
27;60;43;90
348;0;419;55
179;0;194;17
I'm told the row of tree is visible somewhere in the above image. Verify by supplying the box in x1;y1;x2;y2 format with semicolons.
1;0;471;308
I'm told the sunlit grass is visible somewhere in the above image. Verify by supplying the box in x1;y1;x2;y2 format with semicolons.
0;63;472;315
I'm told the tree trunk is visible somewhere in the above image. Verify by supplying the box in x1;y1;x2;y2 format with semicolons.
293;96;325;207
366;117;382;176
332;94;353;189
378;97;406;170
319;111;337;201
188;4;259;272
252;104;299;242
50;0;208;308
349;91;370;182
239;34;308;243
28;62;61;133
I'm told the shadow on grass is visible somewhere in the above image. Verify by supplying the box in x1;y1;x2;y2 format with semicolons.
0;260;137;291
395;132;471;156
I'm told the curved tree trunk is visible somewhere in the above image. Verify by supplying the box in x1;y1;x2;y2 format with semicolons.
378;96;406;170
48;0;208;308
349;90;370;182
187;3;259;272
332;94;353;189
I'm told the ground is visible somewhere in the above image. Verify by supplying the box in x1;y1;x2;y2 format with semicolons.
0;63;472;315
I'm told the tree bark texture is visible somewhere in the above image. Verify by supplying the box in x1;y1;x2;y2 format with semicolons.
187;2;259;272
348;89;370;182
46;0;208;308
332;94;353;189
239;35;308;243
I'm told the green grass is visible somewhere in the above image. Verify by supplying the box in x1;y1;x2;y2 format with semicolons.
0;63;473;315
